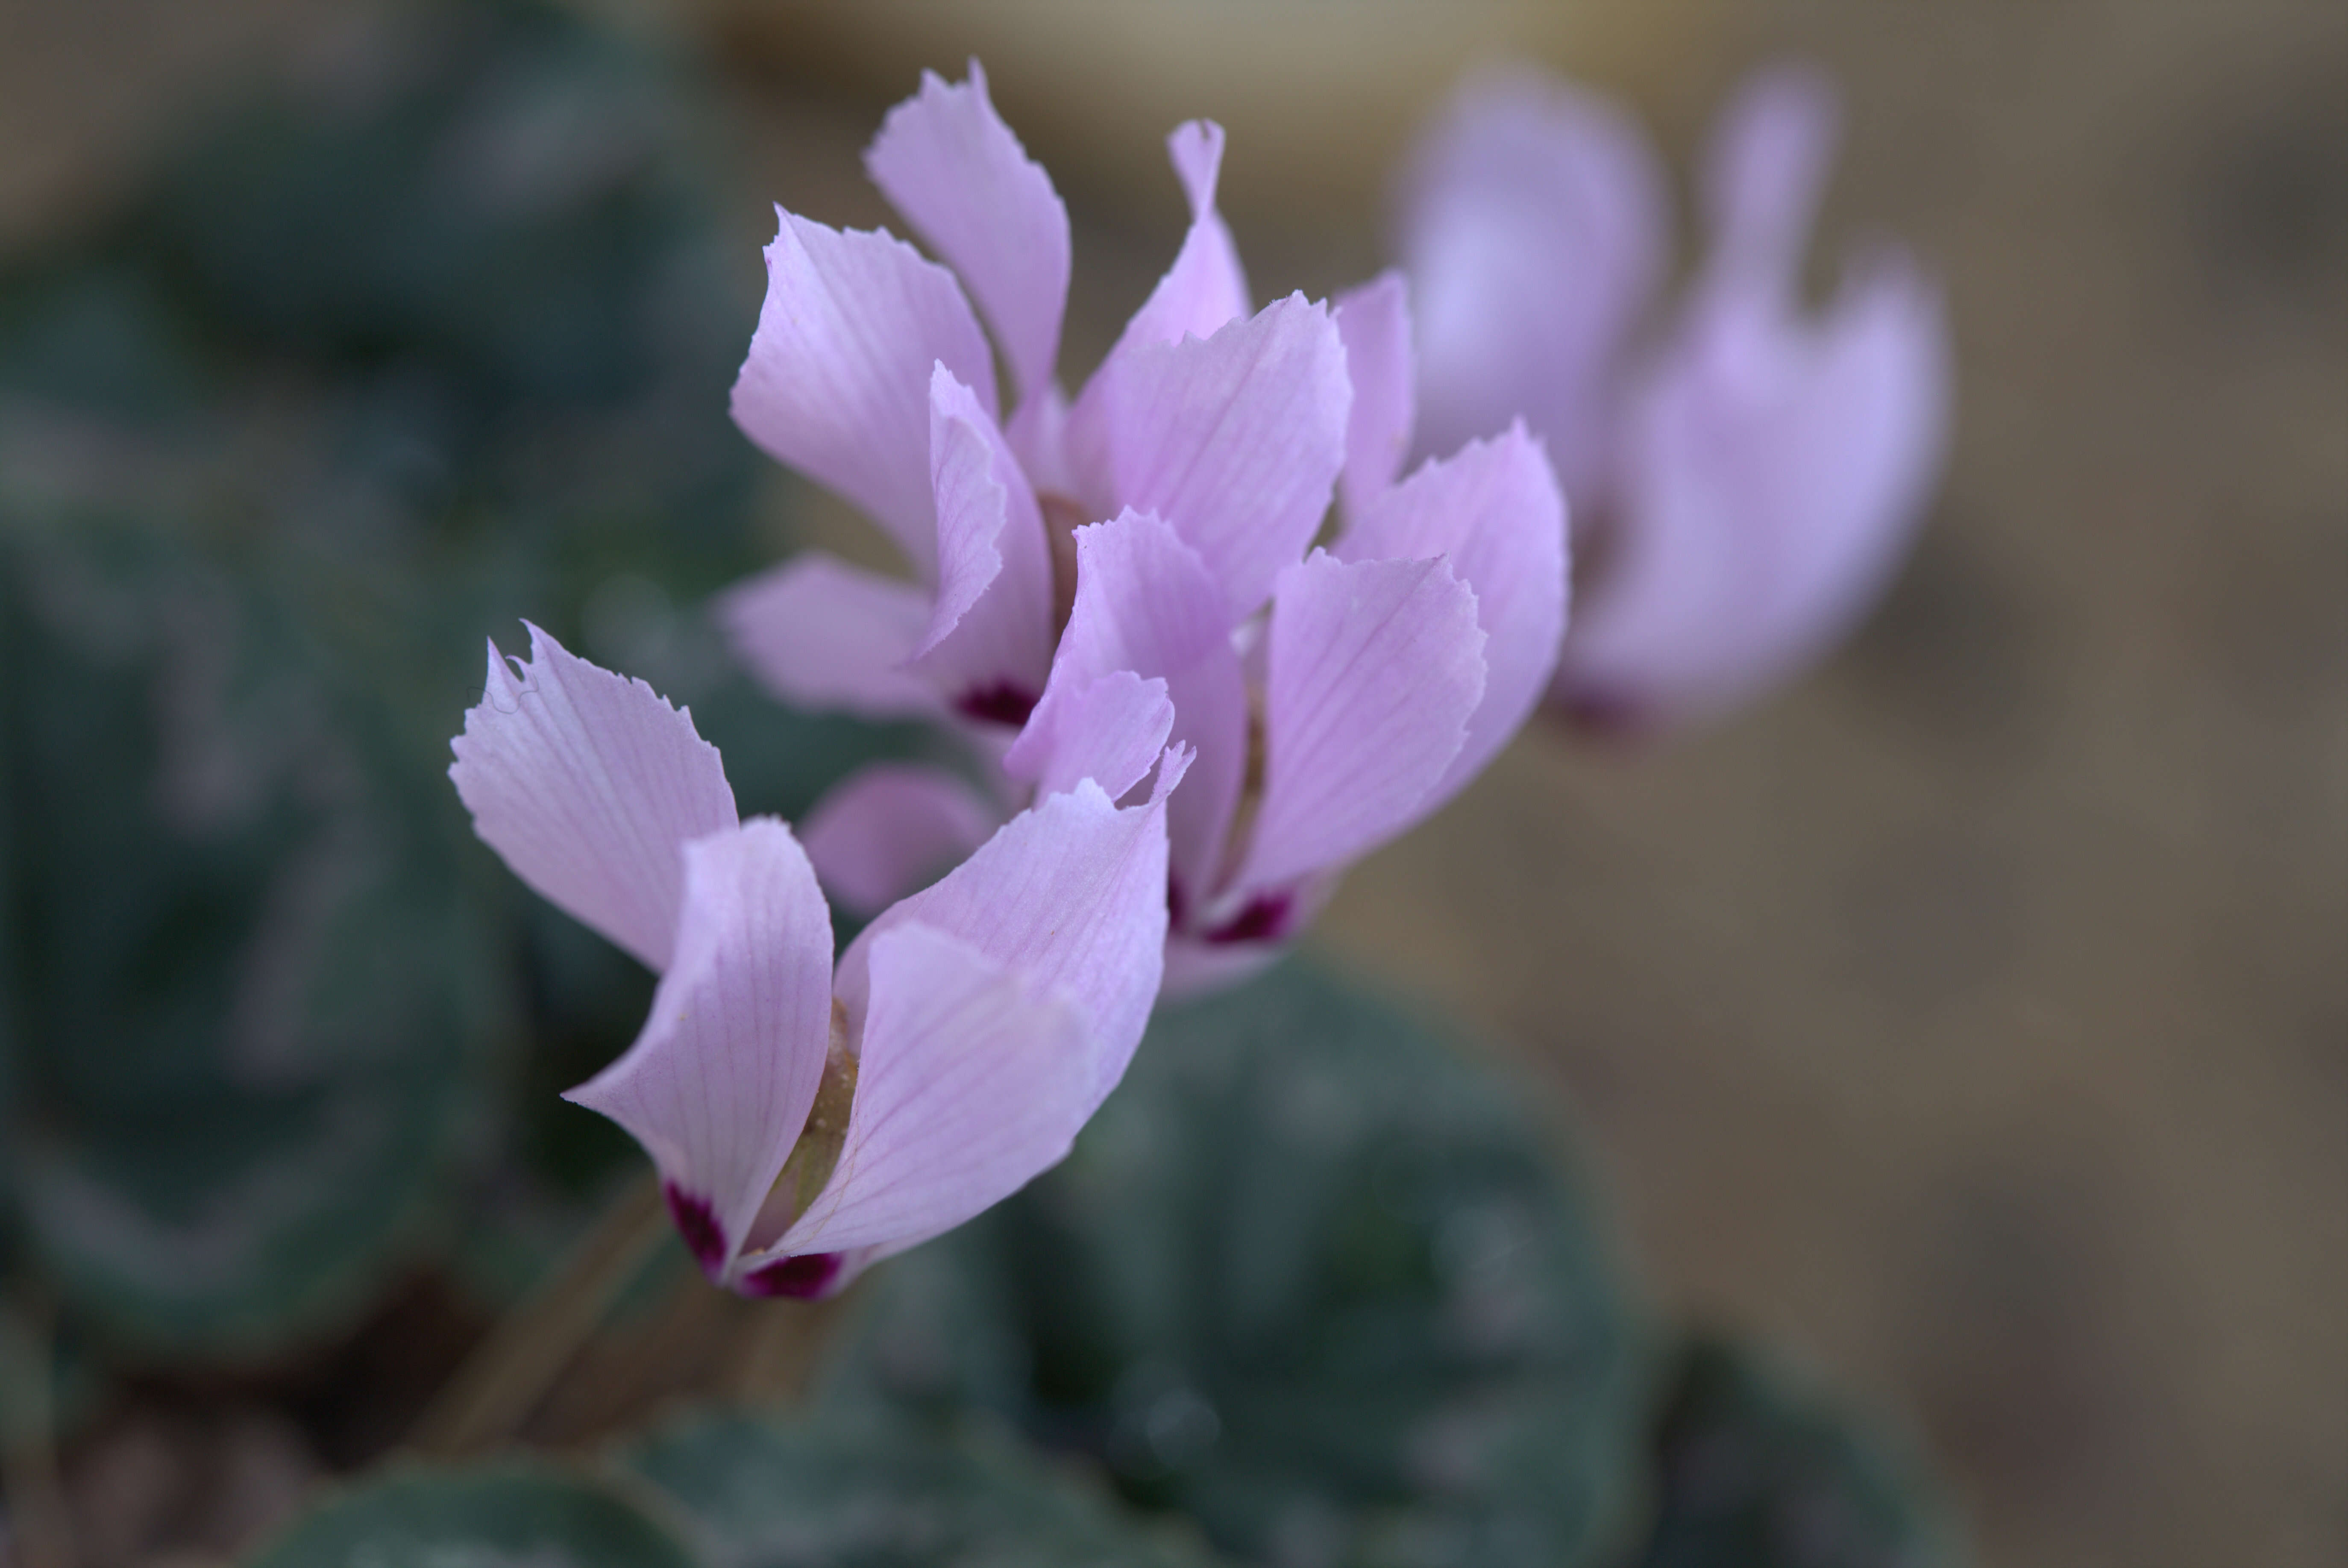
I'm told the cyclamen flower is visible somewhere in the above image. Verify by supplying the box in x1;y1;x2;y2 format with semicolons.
1398;62;1952;731
721;63;1568;990
449;625;1183;1298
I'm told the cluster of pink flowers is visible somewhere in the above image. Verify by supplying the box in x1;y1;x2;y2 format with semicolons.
449;60;1946;1294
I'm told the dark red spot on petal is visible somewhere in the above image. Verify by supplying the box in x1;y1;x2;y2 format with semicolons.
664;1183;728;1276
954;681;1039;727
741;1251;844;1299
1554;687;1652;741
1205;891;1291;945
1166;871;1190;933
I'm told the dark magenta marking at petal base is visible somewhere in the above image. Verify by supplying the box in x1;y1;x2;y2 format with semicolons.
954;681;1039;727
1204;891;1291;945
1554;687;1652;742
741;1251;844;1299
663;1183;729;1276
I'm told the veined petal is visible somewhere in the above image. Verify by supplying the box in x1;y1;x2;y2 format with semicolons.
1004;669;1175;802
864;62;1070;407
759;922;1091;1264
450;624;736;971
1008;509;1247;900
840;753;1187;1113
799;763;1004;918
717;553;939;720
564;820;833;1278
730;211;995;577
904;366;1054;723
1564;250;1949;723
1337;423;1567;806
1109;120;1250;356
1238;552;1485;893
1079;295;1349;617
1701;62;1837;294
1397;68;1665;503
1333;271;1416;517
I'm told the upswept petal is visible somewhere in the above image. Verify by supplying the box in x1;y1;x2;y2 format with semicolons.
839;753;1188;1112
1333;271;1417;517
564;820;833;1278
799;763;1004;918
1336;423;1567;806
1700;62;1837;293
904;367;1054;719
1237;552;1485;893
1079;295;1349;616
1009;509;1247;900
762;922;1091;1263
1397;68;1665;502
717;554;939;721
864;62;1070;407
450;624;737;971
1561;248;1949;722
1107;120;1251;356
729;212;995;576
1003;669;1175;802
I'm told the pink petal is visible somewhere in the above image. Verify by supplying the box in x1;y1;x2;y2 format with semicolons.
799;763;1004;918
564;820;833;1278
839;754;1188;1113
1076;295;1349;617
1333;272;1417;517
903;366;1055;722
1107;120;1251;357
449;624;737;971
1236;552;1486;893
1007;509;1247;901
729;211;995;577
1004;669;1175;802
1564;250;1949;723
759;922;1090;1263
1396;68;1665;504
864;62;1070;408
1700;62;1837;293
1336;423;1567;807
717;553;940;721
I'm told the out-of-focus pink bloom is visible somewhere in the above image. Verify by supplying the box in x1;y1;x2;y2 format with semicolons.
449;624;1184;1298
1398;62;1952;731
722;64;1570;990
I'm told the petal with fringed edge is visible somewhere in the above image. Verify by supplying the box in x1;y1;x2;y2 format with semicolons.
799;763;1005;919
450;624;737;971
717;554;940;721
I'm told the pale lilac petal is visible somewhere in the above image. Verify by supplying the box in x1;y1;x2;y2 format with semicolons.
729;211;995;576
450;624;737;971
1237;552;1485;892
864;62;1070;406
1700;62;1838;292
1004;669;1174;802
760;922;1090;1262
1561;250;1950;723
840;753;1188;1112
717;554;940;720
564;820;832;1278
1108;120;1251;356
1397;68;1666;503
1077;296;1349;616
1008;509;1247;901
1333;271;1417;516
903;366;1054;722
1336;423;1567;805
799;763;1004;918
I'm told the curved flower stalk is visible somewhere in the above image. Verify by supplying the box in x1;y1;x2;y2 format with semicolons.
449;624;1185;1298
1397;62;1952;732
722;63;1570;991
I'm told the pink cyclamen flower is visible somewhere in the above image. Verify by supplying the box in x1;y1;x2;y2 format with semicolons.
449;624;1185;1298
1398;62;1952;732
720;63;1569;990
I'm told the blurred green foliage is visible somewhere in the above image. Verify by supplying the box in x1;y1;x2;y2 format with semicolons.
247;1462;701;1568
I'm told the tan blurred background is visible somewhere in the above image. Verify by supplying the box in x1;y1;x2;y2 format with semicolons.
4;2;2343;1565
